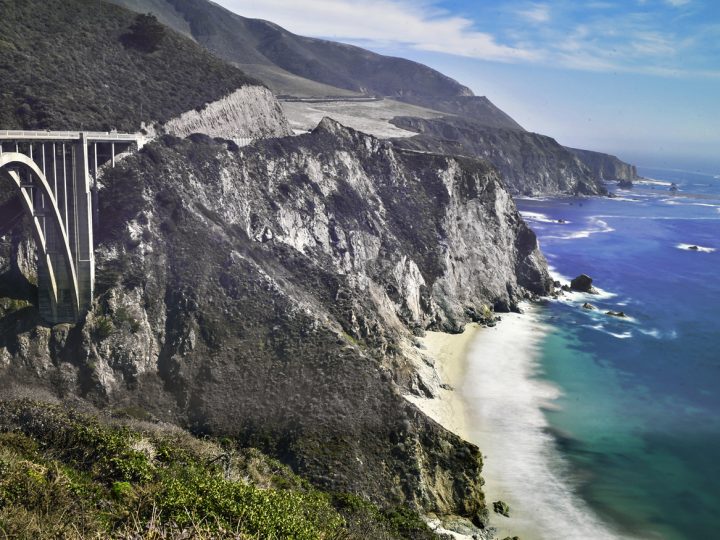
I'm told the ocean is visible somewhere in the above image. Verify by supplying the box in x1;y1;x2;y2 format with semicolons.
467;167;720;540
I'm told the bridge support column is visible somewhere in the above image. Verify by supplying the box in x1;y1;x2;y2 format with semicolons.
73;134;94;315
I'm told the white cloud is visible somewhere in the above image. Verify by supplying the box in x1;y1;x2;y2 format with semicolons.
214;0;539;62
518;3;551;23
665;0;691;5
213;0;717;79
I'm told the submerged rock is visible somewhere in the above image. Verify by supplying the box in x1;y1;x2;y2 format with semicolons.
582;302;596;310
689;245;700;251
493;500;510;517
606;310;627;318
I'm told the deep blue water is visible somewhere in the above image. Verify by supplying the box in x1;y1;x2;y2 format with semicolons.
517;168;720;539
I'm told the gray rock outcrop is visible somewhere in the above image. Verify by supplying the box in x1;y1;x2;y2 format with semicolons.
391;116;606;196
0;118;551;527
567;147;639;183
163;86;292;139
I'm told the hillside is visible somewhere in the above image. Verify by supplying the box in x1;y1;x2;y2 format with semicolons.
107;0;474;100
0;118;551;535
396;95;526;131
0;400;437;539
0;0;258;131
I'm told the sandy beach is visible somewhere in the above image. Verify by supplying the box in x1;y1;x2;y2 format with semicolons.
409;306;622;540
405;322;480;440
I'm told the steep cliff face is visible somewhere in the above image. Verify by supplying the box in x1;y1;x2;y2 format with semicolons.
567;147;639;182
164;86;293;139
0;119;550;531
392;116;606;196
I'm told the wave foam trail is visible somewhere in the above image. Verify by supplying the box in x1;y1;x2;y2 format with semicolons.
521;211;570;224
677;243;716;253
462;311;633;539
544;217;614;240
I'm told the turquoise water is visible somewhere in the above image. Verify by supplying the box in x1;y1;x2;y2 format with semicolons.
517;168;720;539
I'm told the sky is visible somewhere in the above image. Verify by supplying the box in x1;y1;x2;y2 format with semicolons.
215;0;720;172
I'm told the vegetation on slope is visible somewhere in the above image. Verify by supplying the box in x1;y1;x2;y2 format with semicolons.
107;0;473;99
0;400;436;539
0;0;258;131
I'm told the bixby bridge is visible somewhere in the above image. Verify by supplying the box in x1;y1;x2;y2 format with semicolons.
0;131;144;324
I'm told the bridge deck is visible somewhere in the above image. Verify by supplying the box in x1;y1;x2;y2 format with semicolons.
0;130;143;144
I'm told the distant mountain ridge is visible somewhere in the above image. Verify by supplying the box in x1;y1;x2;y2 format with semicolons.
106;0;638;194
107;0;474;100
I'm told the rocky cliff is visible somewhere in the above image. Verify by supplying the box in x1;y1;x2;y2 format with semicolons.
164;86;292;139
567;147;639;182
0;118;550;533
391;116;606;196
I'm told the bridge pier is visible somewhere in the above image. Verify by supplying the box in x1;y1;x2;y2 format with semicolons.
0;131;141;324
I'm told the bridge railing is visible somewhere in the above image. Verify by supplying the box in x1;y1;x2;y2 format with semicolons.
0;130;142;142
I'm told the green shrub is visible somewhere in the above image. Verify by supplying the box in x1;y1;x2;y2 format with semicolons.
93;315;114;340
0;400;355;539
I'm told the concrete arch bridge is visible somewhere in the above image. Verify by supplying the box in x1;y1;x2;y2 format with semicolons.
0;131;143;324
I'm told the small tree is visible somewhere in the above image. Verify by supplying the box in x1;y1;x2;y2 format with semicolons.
122;14;166;53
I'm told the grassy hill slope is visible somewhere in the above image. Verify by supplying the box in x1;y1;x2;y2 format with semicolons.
0;0;258;131
0;400;435;539
107;0;473;100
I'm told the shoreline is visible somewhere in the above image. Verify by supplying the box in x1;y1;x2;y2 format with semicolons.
409;305;625;540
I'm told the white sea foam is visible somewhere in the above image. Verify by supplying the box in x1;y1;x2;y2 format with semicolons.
638;328;678;340
521;210;571;224
462;310;632;539
636;178;672;187
663;199;720;209
677;243;716;253
584;324;633;339
548;266;617;301
544;217;614;240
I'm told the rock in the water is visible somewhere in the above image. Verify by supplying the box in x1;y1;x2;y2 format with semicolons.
689;245;700;251
606;310;627;318
617;179;633;189
493;500;510;517
571;274;594;292
582;302;596;310
561;284;572;292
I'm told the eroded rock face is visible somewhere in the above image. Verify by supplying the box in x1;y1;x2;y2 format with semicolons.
0;119;550;526
163;86;293;140
391;116;608;196
567;147;639;182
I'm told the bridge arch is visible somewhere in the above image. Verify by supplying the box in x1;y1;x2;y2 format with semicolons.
0;152;80;321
